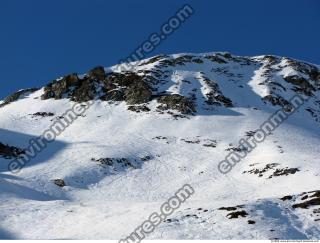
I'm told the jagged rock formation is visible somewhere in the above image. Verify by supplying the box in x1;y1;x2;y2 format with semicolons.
2;52;319;120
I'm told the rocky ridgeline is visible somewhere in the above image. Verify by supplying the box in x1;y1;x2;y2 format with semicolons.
0;88;39;108
259;55;320;111
40;65;198;115
1;53;320;117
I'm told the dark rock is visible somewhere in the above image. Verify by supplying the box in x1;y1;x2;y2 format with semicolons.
42;80;68;100
203;141;217;148
280;195;293;201
0;142;25;159
101;72;152;105
92;157;136;168
181;138;200;144
101;89;125;102
269;167;299;178
106;72;142;87
88;66;106;80
53;179;66;187
127;105;150;113
219;206;237;211
310;191;320;198
31;112;54;117
157;94;195;114
243;163;280;177
226;210;248;219
226;146;247;152
284;75;315;95
71;78;96;102
214;94;233;107
139;55;168;66
64;73;80;86
140;155;152;161
293;197;320;209
124;82;152;104
41;73;82;100
313;208;320;214
201;76;233;107
262;95;293;112
248;220;256;224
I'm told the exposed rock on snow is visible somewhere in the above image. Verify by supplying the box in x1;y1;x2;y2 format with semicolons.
53;179;66;187
0;88;39;108
157;94;195;114
0;142;25;159
0;52;320;240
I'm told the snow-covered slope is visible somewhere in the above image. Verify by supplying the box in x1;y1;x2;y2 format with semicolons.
0;52;319;240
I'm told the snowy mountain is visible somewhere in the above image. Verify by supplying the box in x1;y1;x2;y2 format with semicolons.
0;52;319;240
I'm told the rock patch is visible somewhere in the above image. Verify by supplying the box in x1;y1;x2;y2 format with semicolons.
0;88;38;108
157;94;195;114
53;179;66;187
0;142;25;159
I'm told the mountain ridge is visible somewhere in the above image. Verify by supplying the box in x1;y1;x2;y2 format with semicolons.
0;52;319;239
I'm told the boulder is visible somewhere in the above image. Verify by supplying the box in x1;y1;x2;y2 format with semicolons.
53;179;66;187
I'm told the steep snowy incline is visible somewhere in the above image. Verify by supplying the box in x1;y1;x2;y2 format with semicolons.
0;52;319;239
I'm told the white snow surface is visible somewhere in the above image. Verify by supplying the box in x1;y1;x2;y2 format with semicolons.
0;52;319;240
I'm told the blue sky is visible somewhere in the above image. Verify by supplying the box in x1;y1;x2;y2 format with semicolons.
0;0;319;99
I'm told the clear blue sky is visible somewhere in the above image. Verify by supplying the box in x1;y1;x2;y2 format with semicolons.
0;0;319;99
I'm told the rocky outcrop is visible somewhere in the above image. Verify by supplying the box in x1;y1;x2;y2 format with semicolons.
262;94;293;112
71;78;96;102
41;73;80;100
284;75;315;95
87;66;106;80
157;94;195;114
101;89;125;102
202;76;233;107
0;142;25;159
41;68;105;102
124;82;152;104
41;69;153;105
